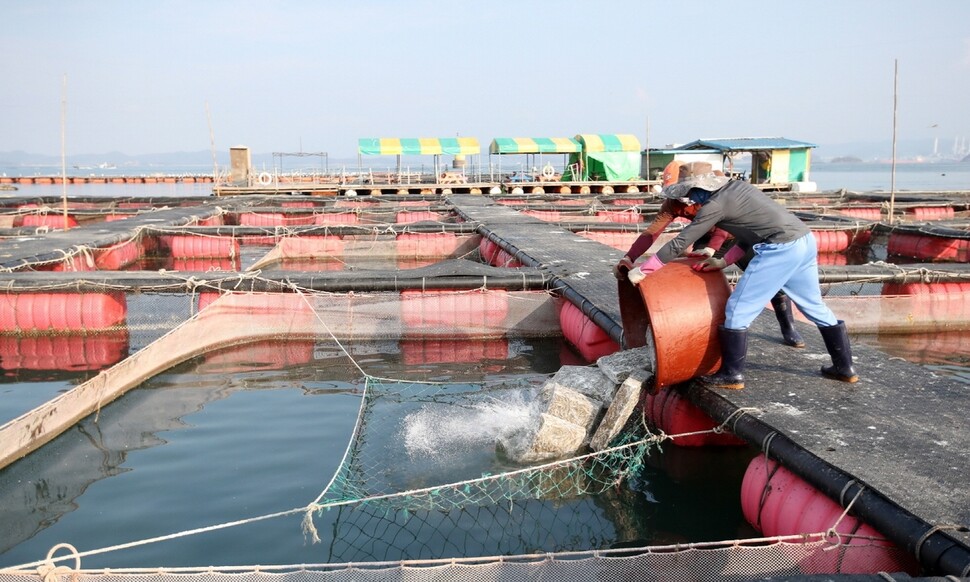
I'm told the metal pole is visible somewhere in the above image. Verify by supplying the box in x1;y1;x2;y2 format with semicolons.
889;59;899;225
644;116;650;181
206;101;219;186
60;74;68;230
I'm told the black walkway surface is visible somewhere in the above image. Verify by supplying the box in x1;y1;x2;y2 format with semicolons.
448;194;970;575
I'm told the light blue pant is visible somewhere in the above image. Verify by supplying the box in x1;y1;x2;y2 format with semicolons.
725;233;838;330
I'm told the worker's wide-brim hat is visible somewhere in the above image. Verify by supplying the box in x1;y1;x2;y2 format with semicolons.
661;161;730;200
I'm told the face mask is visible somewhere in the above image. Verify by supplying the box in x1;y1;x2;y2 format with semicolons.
688;189;711;205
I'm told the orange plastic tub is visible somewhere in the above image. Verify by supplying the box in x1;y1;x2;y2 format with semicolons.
636;258;731;390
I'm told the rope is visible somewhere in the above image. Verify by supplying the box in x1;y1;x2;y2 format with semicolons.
712;406;760;434
5;431;660;572
1;532;836;576
824;484;866;545
914;523;970;564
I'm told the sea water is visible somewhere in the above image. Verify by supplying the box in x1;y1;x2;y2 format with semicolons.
0;338;757;569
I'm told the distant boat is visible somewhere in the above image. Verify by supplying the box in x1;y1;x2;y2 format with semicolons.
98;162;117;169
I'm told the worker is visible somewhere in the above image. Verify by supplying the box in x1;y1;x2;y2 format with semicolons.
623;161;857;390
614;161;805;349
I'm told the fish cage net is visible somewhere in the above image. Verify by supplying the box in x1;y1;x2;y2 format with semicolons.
0;535;920;582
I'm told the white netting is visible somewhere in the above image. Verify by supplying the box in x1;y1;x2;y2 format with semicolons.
0;534;920;582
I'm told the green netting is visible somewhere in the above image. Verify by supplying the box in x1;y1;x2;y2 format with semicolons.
302;375;656;545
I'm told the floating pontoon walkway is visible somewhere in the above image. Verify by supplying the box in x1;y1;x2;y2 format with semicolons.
446;194;970;576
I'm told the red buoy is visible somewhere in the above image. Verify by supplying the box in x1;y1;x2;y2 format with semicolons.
238;212;315;227
837;207;881;221
19;214;78;229
395;210;443;224
173;257;240;271
478;238;500;265
315;212;360;225
812;230;851;253
396;232;463;262
887;232;965;261
558;299;620;362
741;456;918;574
94;239;144;270
169;235;240;258
595;210;642;224
643;386;746;447
0;292;126;332
906;206;954;221
400;289;510;337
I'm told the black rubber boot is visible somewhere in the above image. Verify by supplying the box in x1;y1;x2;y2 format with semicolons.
771;292;805;348
819;321;859;383
700;326;748;390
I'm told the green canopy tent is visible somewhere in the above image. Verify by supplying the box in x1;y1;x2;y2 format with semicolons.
562;134;642;181
357;137;481;182
488;137;582;181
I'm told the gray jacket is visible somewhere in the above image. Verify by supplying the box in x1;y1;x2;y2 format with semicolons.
656;180;810;263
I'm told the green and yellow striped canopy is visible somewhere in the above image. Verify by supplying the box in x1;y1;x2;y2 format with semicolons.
489;137;582;155
358;137;480;156
575;134;642;153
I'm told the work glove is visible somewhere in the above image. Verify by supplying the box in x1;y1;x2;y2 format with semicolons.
613;256;635;280
693;243;746;272
686;246;715;258
628;255;664;286
692;257;727;272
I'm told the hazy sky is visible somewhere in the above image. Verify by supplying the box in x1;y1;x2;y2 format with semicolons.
2;0;969;158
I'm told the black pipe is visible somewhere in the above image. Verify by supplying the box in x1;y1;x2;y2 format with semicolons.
138;223;481;237
685;384;970;577
0;270;551;294
872;222;970;240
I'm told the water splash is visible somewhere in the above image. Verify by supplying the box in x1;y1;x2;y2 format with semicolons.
402;389;538;460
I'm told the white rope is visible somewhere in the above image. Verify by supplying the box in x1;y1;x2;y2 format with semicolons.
1;532;836;576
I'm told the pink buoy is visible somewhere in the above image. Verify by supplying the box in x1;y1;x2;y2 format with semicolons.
238;212;315;227
19;214;78;229
94;239;144;270
169;235;240;258
395;210;443;224
0;292;126;332
643;386;746;447
595;210;641;224
396;232;462;259
741;456;918;574
558;299;620;362
173;257;240;271
400;289;510;338
315;212;360;225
